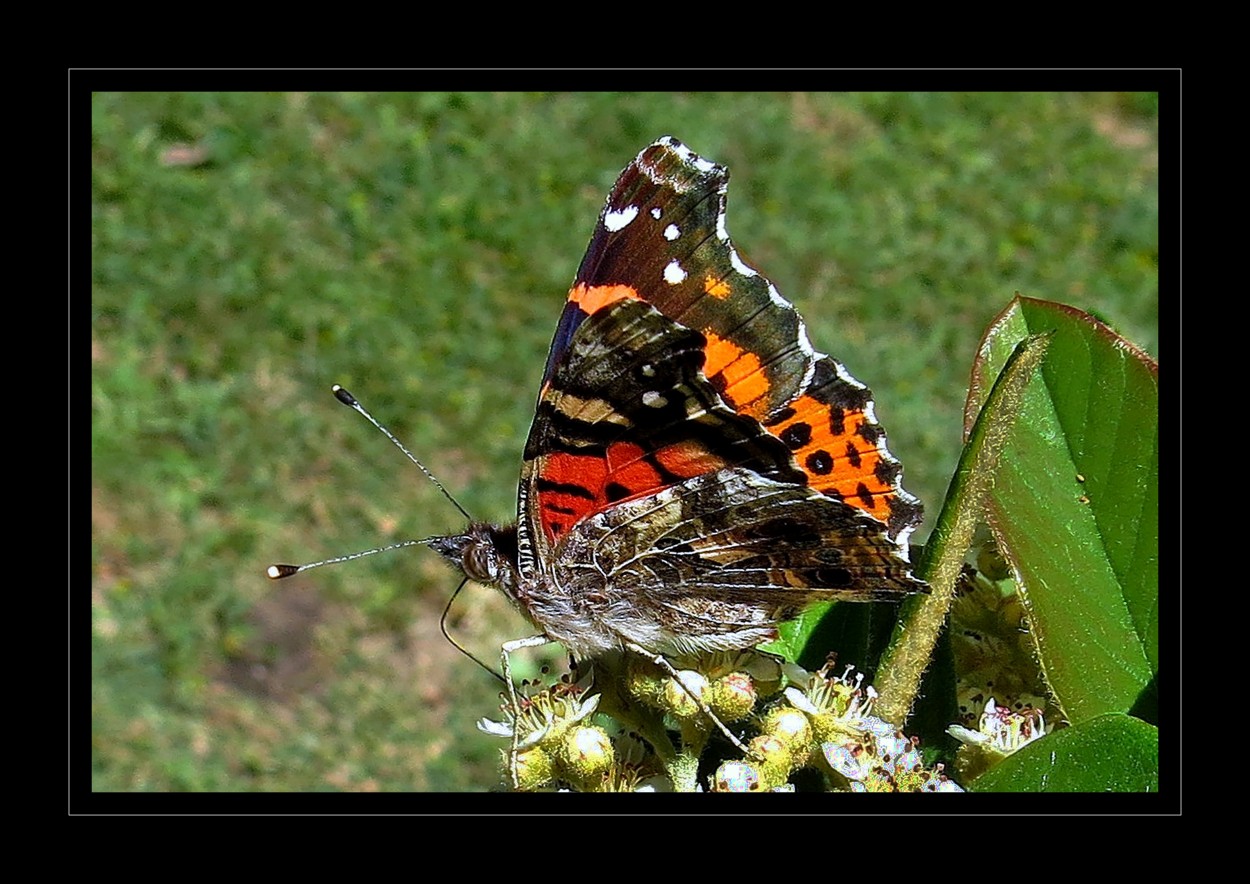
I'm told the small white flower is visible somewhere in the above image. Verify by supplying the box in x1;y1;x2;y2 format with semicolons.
851;714;896;740
824;743;871;781
946;724;991;747
476;684;601;752
947;696;1047;755
784;685;820;715
477;717;517;739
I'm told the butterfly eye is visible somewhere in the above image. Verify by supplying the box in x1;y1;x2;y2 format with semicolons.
464;544;499;585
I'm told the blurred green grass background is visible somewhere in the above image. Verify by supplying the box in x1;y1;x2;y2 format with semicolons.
91;91;1159;791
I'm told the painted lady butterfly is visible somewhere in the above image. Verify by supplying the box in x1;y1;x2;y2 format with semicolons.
430;137;924;674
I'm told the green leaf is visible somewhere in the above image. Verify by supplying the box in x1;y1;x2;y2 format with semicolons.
968;297;1158;723
969;713;1158;792
766;602;835;665
767;600;906;675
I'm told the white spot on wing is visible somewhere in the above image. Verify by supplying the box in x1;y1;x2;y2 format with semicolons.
667;139;717;173
664;224;680;241
604;205;639;232
650;206;662;219
663;260;687;284
642;391;667;408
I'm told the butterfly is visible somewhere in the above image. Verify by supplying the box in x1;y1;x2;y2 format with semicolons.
428;137;925;744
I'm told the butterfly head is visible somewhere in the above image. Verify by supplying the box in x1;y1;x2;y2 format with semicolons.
429;522;520;592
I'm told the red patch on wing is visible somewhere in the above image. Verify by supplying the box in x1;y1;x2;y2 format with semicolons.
652;439;732;479
537;443;656;544
536;438;732;545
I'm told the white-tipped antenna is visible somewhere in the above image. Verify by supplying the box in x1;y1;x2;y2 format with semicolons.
330;384;473;521
267;539;436;580
266;386;502;681
267;385;472;580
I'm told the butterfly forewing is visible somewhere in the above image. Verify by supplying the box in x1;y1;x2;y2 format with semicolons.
540;137;922;545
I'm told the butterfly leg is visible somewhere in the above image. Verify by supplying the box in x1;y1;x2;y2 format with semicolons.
501;633;552;790
623;641;753;758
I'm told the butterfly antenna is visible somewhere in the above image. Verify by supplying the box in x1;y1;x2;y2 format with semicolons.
441;577;507;684
331;384;474;521
267;539;436;580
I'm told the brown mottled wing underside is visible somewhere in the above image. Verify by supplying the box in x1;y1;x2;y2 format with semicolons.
546;467;926;657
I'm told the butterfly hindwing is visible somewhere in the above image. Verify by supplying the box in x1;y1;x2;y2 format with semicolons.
546;467;926;657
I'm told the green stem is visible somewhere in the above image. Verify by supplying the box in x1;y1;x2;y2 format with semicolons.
874;332;1053;725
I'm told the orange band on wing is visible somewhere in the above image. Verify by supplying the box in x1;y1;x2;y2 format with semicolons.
702;329;770;417
568;283;642;315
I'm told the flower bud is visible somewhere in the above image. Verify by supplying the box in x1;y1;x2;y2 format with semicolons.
557;725;615;789
623;656;665;707
513;746;555;791
711;760;762;792
760;706;813;765
748;733;794;789
705;671;757;723
661;670;708;720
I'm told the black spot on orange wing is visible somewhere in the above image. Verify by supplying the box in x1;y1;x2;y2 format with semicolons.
844;440;862;469
805;449;833;475
827;405;846;437
759;355;922;541
780;422;812;450
605;482;632;502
